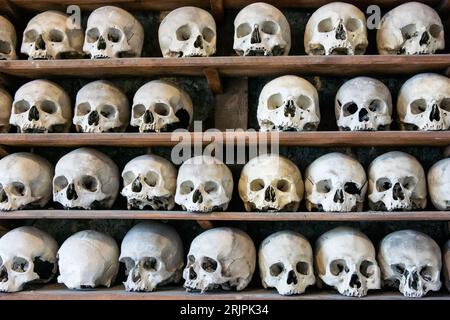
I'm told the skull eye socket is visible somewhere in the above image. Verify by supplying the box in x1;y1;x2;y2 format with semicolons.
202;27;215;42
429;24;442;38
80;175;98;192
410;99;427;114
0;40;11;54
376;177;392;192
296;95;312;110
439;98;450;112
330;259;348;276
49;29;64;42
250;179;265;191
343;102;358;116
107;28;122;43
236;23;252;38
100;105;117;119
187;255;195;266
276;179;290;192
316;179;332;193
393;263;406;275
270;262;284;276
400;176;417;190
201;257;218;273
142;257;159;272
204;181;218;194
368;99;384;113
345;18;362;32
401;24;417;40
53;176;69;192
260;21;279;35
24;29;38;42
267;93;283;110
360;260;375;278
420;266;434;281
40;100;57;114
86;28;100;43
296;261;309;275
122;171;135;186
318;18;334;33
176;25;191;41
76;103;91;116
13;100;30;114
344;182;360;195
11;257;29;273
120;257;135;273
10;182;25;196
179;180;194;194
154;103;170;116
132;104;146;118
144;171;159;187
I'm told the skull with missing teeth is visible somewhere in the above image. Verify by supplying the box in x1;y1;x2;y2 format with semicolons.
0;87;12;133
428;158;450;210
257;75;320;131
233;2;291;56
0;15;17;60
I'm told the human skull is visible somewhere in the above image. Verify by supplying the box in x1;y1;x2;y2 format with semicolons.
233;2;290;56
0;153;53;211
121;154;177;210
378;230;442;298
84;6;144;59
315;227;380;297
0;87;12;133
397;73;450;131
335;77;393;131
10;80;72;133
74;80;129;133
21;11;84;60
257;75;320;131
120;222;184;292
377;2;444;55
444;240;450;292
57;230;119;289
305;152;367;212
0;16;17;60
53;148;119;209
368;151;427;211
304;2;368;55
259;231;315;295
183;227;256;292
238;154;303;212
428;158;450;210
159;6;216;58
131;80;193;133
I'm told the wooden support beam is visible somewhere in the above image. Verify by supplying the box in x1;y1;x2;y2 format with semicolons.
203;67;223;94
196;220;214;229
209;0;224;23
215;77;248;130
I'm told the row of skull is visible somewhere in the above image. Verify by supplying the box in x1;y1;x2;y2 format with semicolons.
0;2;445;61
0;149;448;213
0;224;448;298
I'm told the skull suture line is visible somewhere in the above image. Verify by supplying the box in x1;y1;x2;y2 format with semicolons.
0;87;12;133
428;158;450;210
0;15;17;60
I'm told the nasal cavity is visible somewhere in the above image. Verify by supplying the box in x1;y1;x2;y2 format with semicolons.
194;35;203;49
429;104;441;122
284;100;296;117
287;270;298;285
392;182;405;200
193;189;203;203
409;271;419;290
419;31;430;46
335;23;346;40
131;267;141;283
0;265;8;282
264;185;276;202
189;267;197;280
97;36;107;50
251;24;261;44
350;273;361;288
358;108;369;122
88;110;99;126
0;188;8;203
333;189;344;203
35;35;46;50
66;183;78;200
28;106;40;121
143;110;154;124
131;178;142;193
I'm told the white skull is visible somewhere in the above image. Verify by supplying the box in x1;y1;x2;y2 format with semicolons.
0;15;17;60
257;75;320;131
259;231;315;295
238;154;304;212
159;6;216;58
84;6;144;59
315;227;381;297
53;148;120;209
0;87;12;133
120;222;184;292
397;73;450;131
74;80;129;133
121;154;177;210
444;240;450;292
0;153;53;211
304;2;368;55
21;11;84;60
0;226;58;293
377;2;444;55
335;77;393;131
368;151;427;211
428;158;450;210
57;230;119;289
233;2;291;56
378;230;442;298
305;152;367;212
183;227;256;292
131;80;193;133
10;80;72;133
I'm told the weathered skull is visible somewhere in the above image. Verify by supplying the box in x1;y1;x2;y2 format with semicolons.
377;2;444;55
120;222;184;292
57;230;119;289
53;148;119;209
0;153;53;211
257;75;320;131
315;227;380;297
397;73;450;131
305;152;367;212
84;6;144;59
0;15;17;60
159;6;216;58
175;156;233;213
379;230;442;298
428;158;450;210
183;227;256;292
233;2;290;56
21;11;84;60
10;80;72;133
0;226;58;293
259;231;315;295
335;77;393;131
304;2;368;55
368;151;427;211
74;80;129;133
0;87;12;133
444;240;450;292
131;80;193;133
121;154;177;210
238;154;303;212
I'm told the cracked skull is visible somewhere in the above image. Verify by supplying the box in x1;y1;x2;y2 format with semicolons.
368;151;427;211
428;158;450;210
335;77;393;131
379;230;442;298
315;227;380;297
377;2;444;55
159;6;216;58
257;75;320;131
84;6;144;59
53;148;119;209
259;231;315;295
305;152;367;212
0;15;17;60
0;87;12;133
120;222;184;292
183;227;256;292
121;154;177;210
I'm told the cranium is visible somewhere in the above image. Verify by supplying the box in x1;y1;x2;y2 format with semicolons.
0;87;12;133
428;158;450;210
0;15;17;60
444;240;450;292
